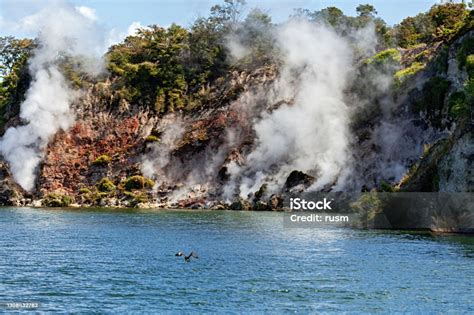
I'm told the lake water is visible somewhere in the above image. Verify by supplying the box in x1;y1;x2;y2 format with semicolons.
0;208;473;313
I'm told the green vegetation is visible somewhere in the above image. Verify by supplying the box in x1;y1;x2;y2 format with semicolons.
1;1;470;121
107;0;248;113
145;135;160;143
457;37;474;71
379;181;395;192
466;54;474;76
394;62;425;85
350;191;383;227
432;45;450;74
78;187;92;195
92;154;112;166
43;193;74;207
97;178;116;193
123;175;155;191
414;77;451;120
0;37;34;132
295;4;390;45
393;2;470;48
365;48;401;66
123;191;149;207
466;78;474;97
448;91;469;119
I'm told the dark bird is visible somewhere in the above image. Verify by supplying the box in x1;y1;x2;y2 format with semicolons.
175;251;199;262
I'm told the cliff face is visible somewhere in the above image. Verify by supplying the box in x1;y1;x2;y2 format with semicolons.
0;29;472;209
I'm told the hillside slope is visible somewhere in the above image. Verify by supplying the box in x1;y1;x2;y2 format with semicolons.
0;2;472;210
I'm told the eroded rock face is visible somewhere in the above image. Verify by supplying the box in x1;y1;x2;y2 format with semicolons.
0;161;25;206
38;109;156;196
0;33;472;213
439;127;474;192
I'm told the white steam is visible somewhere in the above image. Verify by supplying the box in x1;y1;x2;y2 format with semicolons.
141;115;185;182
0;1;105;191
225;20;359;198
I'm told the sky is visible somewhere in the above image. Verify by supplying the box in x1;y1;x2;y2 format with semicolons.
0;0;449;40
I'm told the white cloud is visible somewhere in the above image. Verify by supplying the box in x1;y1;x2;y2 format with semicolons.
107;21;149;47
127;21;146;36
75;6;97;21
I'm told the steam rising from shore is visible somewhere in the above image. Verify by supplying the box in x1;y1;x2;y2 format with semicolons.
225;20;361;198
140;19;380;200
0;2;105;191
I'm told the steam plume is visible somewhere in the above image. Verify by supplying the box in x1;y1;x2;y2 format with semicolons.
225;20;359;198
0;1;105;191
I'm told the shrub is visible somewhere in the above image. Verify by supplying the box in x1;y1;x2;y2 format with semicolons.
465;79;474;97
432;45;449;74
97;178;116;193
144;178;155;189
123;175;155;191
43;193;74;207
124;191;149;207
466;54;474;78
448;91;469;119
415;77;451;114
365;48;401;66
457;37;474;70
123;175;145;191
379;181;394;192
78;187;92;194
394;62;425;85
145;135;160;143
92;154;112;166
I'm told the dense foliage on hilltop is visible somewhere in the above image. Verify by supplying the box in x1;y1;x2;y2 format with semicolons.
0;1;473;118
0;37;35;131
393;2;472;47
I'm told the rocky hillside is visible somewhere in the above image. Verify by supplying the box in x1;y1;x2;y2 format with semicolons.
0;2;472;211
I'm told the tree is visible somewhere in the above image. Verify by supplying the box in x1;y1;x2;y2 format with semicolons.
0;37;34;79
0;37;34;128
208;0;247;32
310;7;347;28
231;8;275;67
107;24;190;112
429;2;469;39
356;4;378;18
393;2;469;47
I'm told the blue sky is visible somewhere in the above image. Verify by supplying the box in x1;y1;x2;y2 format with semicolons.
0;0;445;39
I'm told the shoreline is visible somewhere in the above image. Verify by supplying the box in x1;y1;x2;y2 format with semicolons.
3;205;473;235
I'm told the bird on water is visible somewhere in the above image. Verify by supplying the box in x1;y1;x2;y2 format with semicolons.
175;251;199;262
